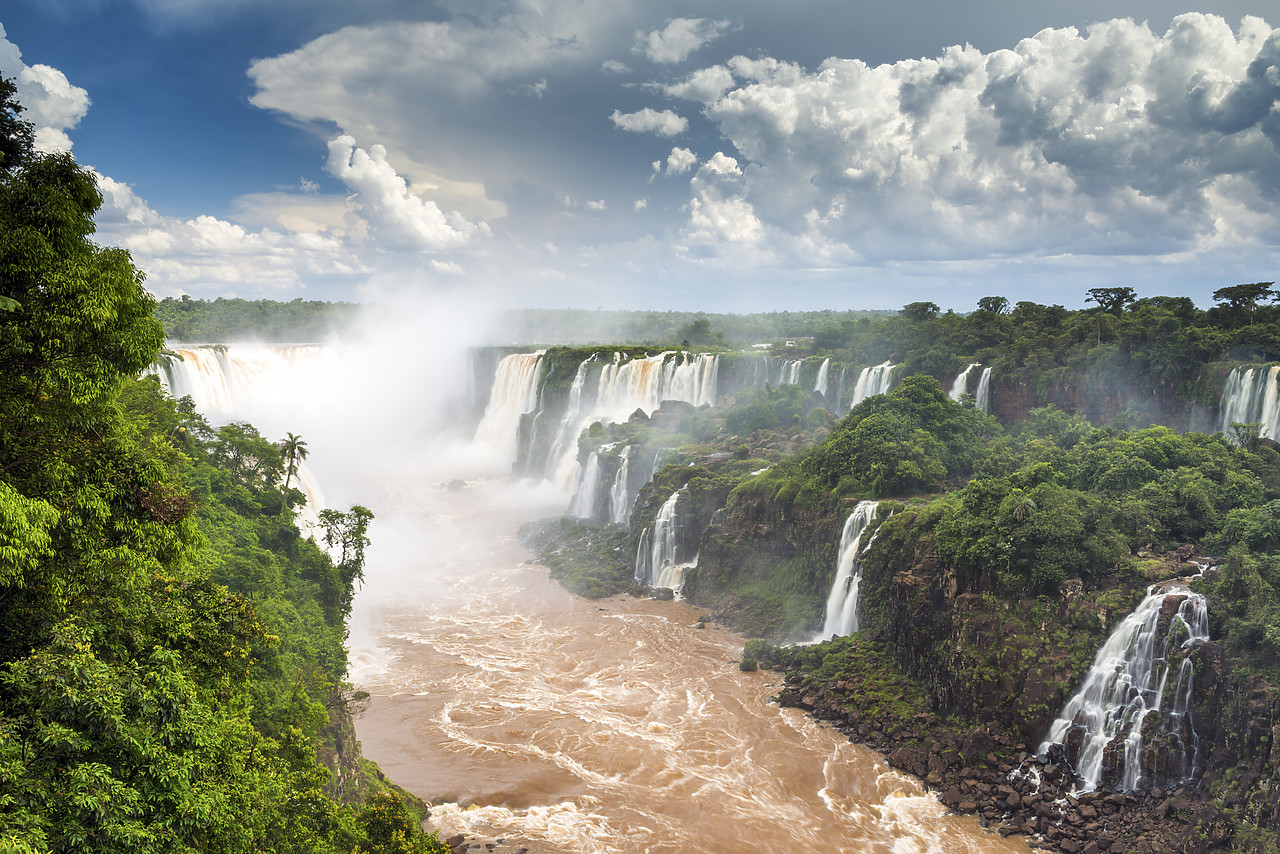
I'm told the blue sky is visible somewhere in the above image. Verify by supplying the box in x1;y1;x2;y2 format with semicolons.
1;0;1277;312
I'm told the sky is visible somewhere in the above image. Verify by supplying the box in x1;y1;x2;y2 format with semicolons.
0;0;1277;312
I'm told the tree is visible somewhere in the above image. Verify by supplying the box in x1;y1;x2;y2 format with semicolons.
319;505;375;618
900;301;940;322
976;296;1009;314
279;432;309;488
0;77;34;173
1085;287;1136;314
1213;282;1276;326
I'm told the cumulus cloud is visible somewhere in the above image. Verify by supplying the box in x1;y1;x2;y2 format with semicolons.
695;14;1280;261
0;24;90;153
94;174;366;295
610;107;688;136
663;146;698;175
682;152;764;247
663;65;736;102
634;17;732;64
602;60;632;75
324;135;482;251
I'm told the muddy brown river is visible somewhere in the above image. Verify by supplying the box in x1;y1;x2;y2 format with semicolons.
349;478;1032;854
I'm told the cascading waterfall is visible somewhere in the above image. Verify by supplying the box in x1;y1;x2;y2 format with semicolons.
567;452;602;518
1039;584;1210;793
849;361;896;410
635;487;694;591
1218;365;1280;439
779;360;803;386
545;356;597;481
814;358;831;397
609;446;632;525
948;363;980;401
814;501;880;641
474;352;546;466
975;367;993;414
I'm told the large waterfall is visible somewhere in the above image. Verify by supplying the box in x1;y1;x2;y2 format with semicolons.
849;361;896;410
634;487;695;591
1039;584;1209;793
474;352;546;466
948;363;980;401
1219;365;1280;438
814;358;831;397
814;501;880;641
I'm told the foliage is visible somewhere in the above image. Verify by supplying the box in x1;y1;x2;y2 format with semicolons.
153;296;361;342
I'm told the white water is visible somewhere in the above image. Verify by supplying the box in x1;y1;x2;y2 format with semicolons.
567;452;602;519
814;358;831;397
635;487;694;591
779;359;803;386
609;447;632;526
975;367;993;414
546;357;597;483
1218;365;1280;439
815;501;880;641
475;352;546;467
948;364;980;401
1039;584;1209;792
849;361;896;410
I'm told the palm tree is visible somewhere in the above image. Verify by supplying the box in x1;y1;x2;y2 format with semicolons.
279;432;308;489
1012;494;1037;523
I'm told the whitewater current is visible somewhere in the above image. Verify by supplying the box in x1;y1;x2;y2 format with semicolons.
349;479;1029;854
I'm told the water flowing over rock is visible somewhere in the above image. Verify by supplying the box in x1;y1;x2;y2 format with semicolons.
635;487;695;591
975;367;993;413
609;446;632;525
545;356;596;483
815;501;880;641
779;359;803;386
475;352;545;466
849;361;896;410
814;358;831;397
1219;365;1280;438
567;452;602;518
948;363;980;401
1039;584;1209;793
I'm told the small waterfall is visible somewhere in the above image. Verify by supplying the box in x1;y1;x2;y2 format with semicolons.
567;452;602;518
834;366;848;412
1218;367;1259;433
1261;367;1280;439
948;363;980;401
779;360;803;386
635;487;694;591
1039;584;1210;793
474;352;545;466
849;361;896;410
975;367;993;413
814;358;831;397
609;446;633;525
815;501;880;641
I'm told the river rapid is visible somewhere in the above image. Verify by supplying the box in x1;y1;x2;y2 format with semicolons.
349;478;1032;854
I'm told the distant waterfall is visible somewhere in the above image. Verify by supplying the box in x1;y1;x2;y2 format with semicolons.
635;487;694;591
546;357;596;482
549;351;717;490
1219;366;1280;438
975;367;993;414
814;501;880;641
948;363;980;401
153;345;326;418
567;452;602;518
474;352;545;465
779;360;803;386
849;361;896;410
609;447;633;525
1039;584;1209;793
814;359;831;397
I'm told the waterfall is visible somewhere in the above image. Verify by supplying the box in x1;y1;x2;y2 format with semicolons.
815;501;880;641
153;345;326;418
549;351;717;490
814;358;831;397
849;361;896;410
1261;367;1280;439
474;352;545;466
1039;584;1210;793
545;356;597;481
567;452;602;518
609;446;633;525
834;366;848;412
1218;367;1258;434
779;360;803;386
635;487;694;591
948;363;980;401
975;367;993;414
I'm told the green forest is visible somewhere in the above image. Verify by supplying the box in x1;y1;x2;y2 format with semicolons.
0;81;445;853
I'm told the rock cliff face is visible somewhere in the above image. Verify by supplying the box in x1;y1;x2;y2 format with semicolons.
686;486;1280;852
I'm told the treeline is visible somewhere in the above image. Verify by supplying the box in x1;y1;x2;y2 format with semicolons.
154;296;362;342
0;81;444;852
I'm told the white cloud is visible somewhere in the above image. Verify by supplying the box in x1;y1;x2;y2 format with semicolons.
514;78;548;98
634;198;648;211
634;17;732;64
586;199;607;211
430;259;465;275
0;24;90;154
324;135;482;251
664;146;698;175
682;151;763;247
694;14;1280;262
610;107;688;136
93;174;366;296
602;60;632;75
663;65;735;102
